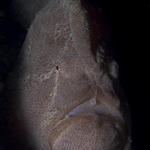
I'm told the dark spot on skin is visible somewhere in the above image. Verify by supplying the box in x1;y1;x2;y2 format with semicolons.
56;65;59;71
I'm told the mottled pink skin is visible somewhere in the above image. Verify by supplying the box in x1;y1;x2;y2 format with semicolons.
9;0;131;150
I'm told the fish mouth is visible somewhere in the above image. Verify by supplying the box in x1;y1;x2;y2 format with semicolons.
49;114;125;150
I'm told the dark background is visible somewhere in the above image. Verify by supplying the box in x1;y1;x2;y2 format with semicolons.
0;0;149;150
